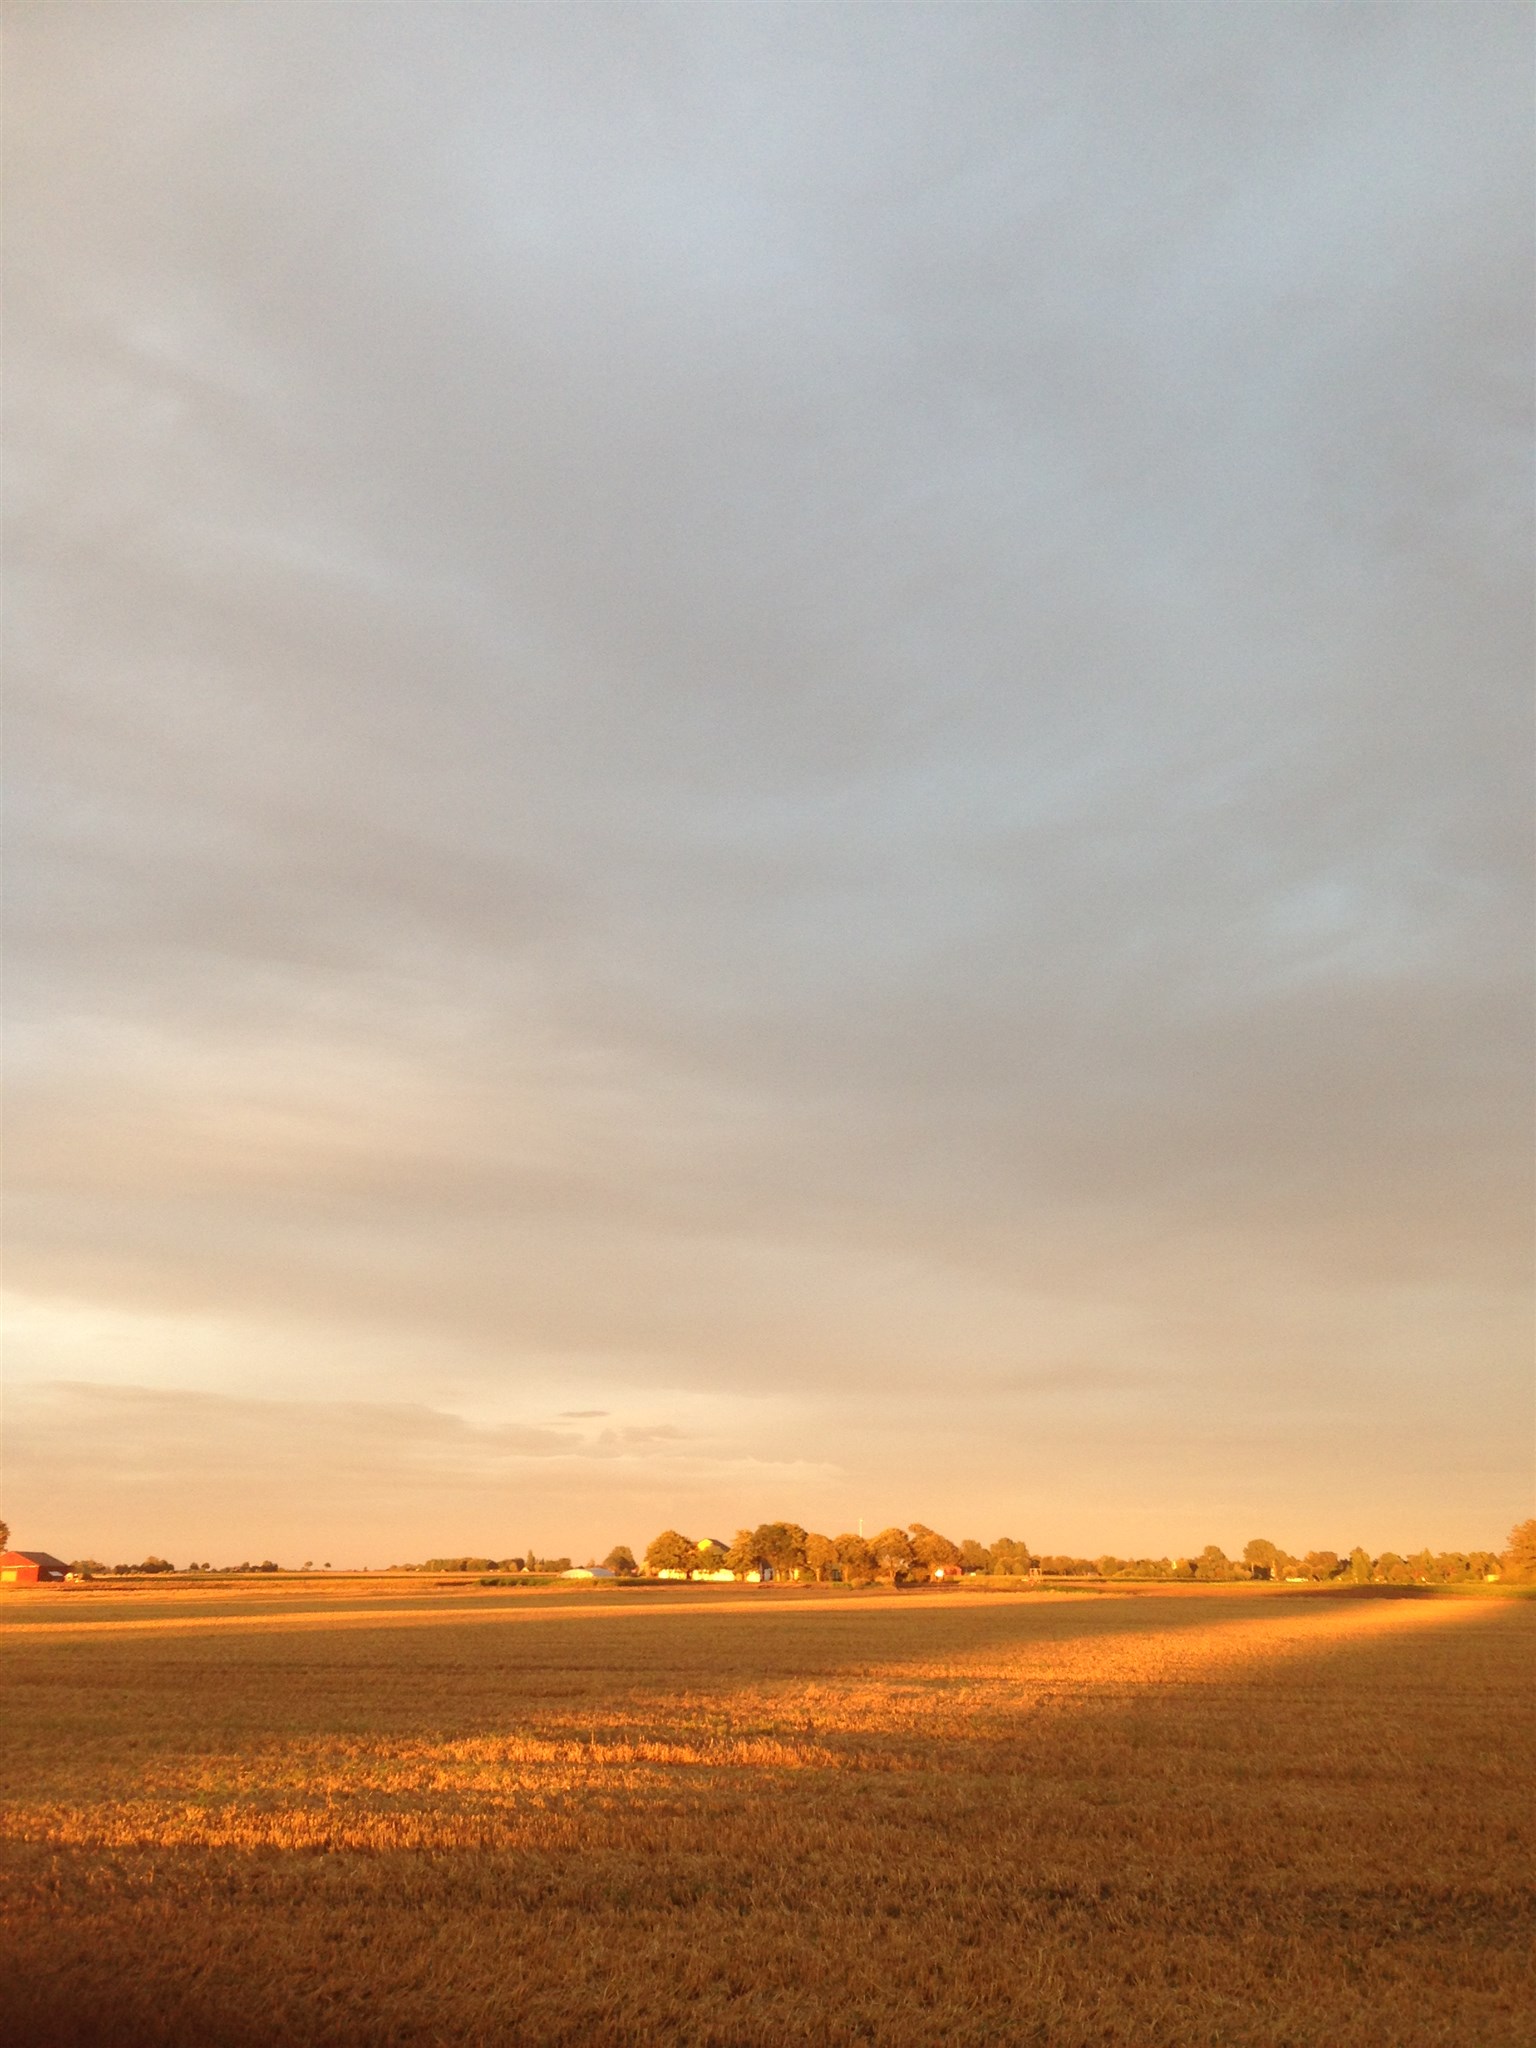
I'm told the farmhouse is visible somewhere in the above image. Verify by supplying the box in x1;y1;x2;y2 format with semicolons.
691;1537;734;1580
0;1550;69;1584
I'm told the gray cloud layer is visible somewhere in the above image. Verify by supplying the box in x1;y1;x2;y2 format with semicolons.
4;6;1531;1559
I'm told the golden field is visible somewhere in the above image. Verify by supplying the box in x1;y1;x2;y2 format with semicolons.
1;1579;1530;2046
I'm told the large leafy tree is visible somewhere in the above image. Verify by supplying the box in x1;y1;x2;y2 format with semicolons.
870;1526;912;1583
833;1533;876;1584
908;1524;960;1571
1503;1520;1536;1583
724;1528;763;1576
1242;1538;1284;1580
989;1536;1032;1576
752;1522;809;1577
602;1546;638;1576
805;1533;839;1582
644;1529;696;1575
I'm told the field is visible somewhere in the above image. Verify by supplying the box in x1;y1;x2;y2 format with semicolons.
2;1579;1531;2046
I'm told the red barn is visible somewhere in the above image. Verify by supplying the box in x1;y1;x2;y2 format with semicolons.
0;1550;69;1584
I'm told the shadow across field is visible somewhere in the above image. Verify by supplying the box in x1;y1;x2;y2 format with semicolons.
2;1589;1531;2047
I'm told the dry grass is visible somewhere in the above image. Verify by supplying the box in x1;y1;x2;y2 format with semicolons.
2;1581;1530;2045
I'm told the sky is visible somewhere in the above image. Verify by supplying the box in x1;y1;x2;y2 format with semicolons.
4;5;1532;1568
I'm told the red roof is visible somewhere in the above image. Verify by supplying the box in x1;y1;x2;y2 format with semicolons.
1;1550;70;1575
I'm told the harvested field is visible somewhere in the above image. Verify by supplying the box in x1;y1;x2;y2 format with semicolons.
2;1581;1531;2046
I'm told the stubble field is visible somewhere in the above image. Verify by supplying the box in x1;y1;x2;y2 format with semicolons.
1;1579;1530;2047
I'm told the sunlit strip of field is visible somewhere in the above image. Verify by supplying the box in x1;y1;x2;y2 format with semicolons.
0;1583;1062;1639
3;1589;1531;2046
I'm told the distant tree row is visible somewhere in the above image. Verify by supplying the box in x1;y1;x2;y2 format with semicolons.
410;1556;572;1575
47;1522;1536;1585
394;1548;638;1576
635;1521;1536;1587
67;1558;283;1576
643;1523;1033;1584
61;1553;605;1579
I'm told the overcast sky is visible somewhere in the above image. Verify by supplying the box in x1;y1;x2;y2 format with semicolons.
5;5;1531;1566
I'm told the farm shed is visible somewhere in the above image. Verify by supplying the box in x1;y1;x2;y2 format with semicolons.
0;1550;70;1584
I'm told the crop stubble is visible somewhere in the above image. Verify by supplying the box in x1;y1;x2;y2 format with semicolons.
1;1584;1530;2046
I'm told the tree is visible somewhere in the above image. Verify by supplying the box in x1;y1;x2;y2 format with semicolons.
833;1533;876;1584
990;1536;1032;1576
908;1524;961;1572
1502;1519;1536;1583
0;1519;8;1552
805;1533;839;1583
750;1522;808;1579
1194;1545;1235;1582
724;1528;762;1576
644;1529;696;1575
959;1538;992;1573
870;1527;913;1583
1301;1551;1342;1582
1121;1558;1177;1580
1242;1537;1283;1581
603;1546;638;1576
1347;1547;1373;1584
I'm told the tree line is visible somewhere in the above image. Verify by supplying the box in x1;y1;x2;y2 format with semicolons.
633;1520;1536;1586
35;1519;1536;1583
